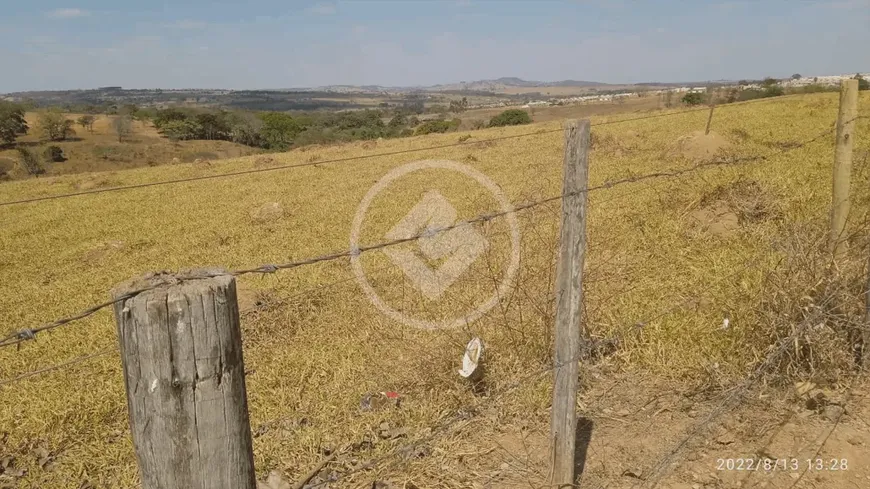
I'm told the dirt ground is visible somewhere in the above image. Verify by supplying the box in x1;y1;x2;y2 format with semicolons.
374;372;870;489
251;371;870;489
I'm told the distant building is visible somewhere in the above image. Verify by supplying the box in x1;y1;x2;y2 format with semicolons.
779;73;869;88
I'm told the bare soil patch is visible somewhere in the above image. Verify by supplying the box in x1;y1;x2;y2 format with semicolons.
670;131;731;162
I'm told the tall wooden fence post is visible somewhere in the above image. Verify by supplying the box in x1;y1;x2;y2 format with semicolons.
550;119;590;487
112;269;256;489
830;78;859;260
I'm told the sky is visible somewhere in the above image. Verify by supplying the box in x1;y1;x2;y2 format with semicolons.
1;0;869;92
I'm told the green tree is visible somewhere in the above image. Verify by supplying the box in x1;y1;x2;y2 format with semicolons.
112;115;133;143
195;112;231;140
388;113;408;128
76;114;96;133
415;120;454;135
0;102;28;145
762;77;778;87
43;145;66;162
488;109;532;127
763;85;784;97
791;73;802;80
153;108;189;129
681;92;704;106
855;74;869;91
226;112;263;147
37;109;76;141
259;112;303;150
159;119;202;141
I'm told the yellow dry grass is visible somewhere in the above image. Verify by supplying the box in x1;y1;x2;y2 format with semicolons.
0;93;869;488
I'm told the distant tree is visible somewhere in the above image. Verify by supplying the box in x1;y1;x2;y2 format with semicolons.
112;115;133;142
449;97;469;113
681;92;704;106
259;112;303;150
195;112;230;140
37;109;76;141
415;120;454;135
120;104;140;119
791;73;802;80
761;77;778;87
43;145;66;162
153;108;190;129
724;88;739;104
401;96;425;115
161;120;200;141
76;115;96;133
226;112;263;147
488;109;532;127
855;74;869;91
388;114;407;128
0;102;28;145
799;84;832;94
16;147;44;175
763;85;784;97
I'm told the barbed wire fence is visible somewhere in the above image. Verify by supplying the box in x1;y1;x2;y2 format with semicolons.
0;85;867;489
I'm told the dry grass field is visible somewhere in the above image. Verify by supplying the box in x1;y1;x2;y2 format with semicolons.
0;113;262;179
1;92;870;488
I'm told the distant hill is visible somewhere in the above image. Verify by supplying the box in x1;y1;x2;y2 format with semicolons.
290;77;612;94
425;77;610;92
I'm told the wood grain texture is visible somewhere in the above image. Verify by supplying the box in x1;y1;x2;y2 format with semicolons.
112;269;255;489
550;119;590;487
830;78;859;259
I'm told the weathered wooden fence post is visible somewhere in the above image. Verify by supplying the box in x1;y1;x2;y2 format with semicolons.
830;78;859;260
550;119;590;487
112;269;256;489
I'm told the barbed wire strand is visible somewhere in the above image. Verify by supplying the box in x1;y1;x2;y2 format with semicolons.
0;348;114;388
0;267;392;386
0;128;563;208
0;119;843;349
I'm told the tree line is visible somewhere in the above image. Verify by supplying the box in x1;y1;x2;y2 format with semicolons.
1;95;534;179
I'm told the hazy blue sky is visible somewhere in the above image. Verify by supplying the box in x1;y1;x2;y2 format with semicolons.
1;1;868;92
